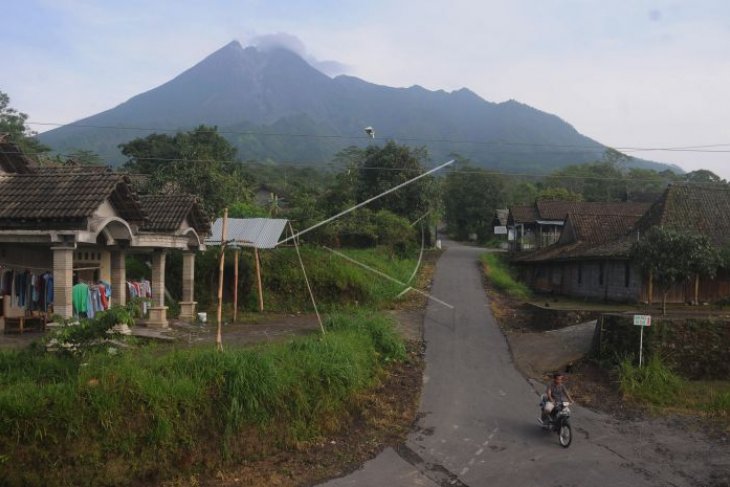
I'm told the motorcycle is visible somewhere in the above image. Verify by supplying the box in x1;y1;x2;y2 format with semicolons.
538;395;572;448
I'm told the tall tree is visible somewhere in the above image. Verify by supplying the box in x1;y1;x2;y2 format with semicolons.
119;125;250;216
684;169;726;184
630;227;720;314
443;160;506;241
340;141;439;223
0;90;50;156
536;187;583;202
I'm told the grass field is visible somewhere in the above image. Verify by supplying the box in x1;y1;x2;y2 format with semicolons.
0;311;406;486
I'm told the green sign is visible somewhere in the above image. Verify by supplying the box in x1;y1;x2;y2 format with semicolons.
633;315;652;327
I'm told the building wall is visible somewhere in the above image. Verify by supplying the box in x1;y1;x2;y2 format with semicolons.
521;260;642;302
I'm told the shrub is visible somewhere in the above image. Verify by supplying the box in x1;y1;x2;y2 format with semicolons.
618;355;684;406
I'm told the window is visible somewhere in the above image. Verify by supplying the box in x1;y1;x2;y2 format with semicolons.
624;262;631;287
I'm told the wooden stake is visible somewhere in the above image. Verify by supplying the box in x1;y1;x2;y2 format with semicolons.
233;248;240;322
694;273;699;305
216;208;228;352
255;247;264;312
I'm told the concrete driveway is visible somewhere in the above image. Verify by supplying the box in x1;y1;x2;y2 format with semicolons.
320;242;727;486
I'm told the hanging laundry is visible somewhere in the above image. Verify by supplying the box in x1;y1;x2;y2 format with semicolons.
72;282;89;318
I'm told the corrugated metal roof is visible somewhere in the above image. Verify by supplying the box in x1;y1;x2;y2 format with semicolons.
206;218;288;249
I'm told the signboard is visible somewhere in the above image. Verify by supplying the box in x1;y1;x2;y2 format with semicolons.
633;315;652;327
494;226;508;235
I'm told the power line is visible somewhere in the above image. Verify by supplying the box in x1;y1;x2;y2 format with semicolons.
0;151;719;185
23;120;730;153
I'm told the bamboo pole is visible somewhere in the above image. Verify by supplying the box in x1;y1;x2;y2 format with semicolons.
233;248;240;322
216;208;228;352
255;247;264;312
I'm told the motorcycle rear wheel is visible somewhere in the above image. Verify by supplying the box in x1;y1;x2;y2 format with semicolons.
558;422;572;448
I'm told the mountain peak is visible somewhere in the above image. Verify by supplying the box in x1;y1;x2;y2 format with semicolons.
223;39;243;51
39;41;678;175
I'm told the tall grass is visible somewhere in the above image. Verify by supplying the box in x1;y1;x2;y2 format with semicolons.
258;246;417;311
618;355;683;406
480;252;531;300
618;355;730;416
0;311;406;486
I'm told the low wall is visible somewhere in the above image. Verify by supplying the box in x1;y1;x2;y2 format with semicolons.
521;303;600;331
593;314;730;380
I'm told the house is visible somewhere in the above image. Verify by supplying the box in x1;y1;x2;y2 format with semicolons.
0;141;210;330
507;200;650;251
512;183;730;304
513;213;642;301
492;208;509;239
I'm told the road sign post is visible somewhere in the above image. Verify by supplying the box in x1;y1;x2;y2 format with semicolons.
633;315;652;366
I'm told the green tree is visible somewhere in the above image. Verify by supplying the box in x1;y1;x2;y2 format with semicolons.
119;125;251;217
443;160;506;241
0;90;50;155
347;141;439;223
505;180;539;206
546;161;625;202
684;169;726;184
630;227;720;314
536;187;583;202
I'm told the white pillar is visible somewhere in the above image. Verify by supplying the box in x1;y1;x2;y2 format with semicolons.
110;250;126;307
179;251;197;321
52;245;75;319
147;249;168;328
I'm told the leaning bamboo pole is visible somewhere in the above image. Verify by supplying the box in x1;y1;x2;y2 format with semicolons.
216;208;228;351
254;247;264;312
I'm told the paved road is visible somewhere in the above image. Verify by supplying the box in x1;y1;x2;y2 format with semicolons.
321;243;725;487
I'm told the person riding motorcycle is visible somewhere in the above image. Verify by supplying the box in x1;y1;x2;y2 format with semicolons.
541;372;574;424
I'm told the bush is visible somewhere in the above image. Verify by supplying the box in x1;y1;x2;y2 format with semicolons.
618;355;684;406
45;304;136;355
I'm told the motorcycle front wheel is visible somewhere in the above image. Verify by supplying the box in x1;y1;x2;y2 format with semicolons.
558;422;572;448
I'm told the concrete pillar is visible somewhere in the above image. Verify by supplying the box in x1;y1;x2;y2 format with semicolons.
147;249;168;328
110;250;126;307
51;245;74;319
179;251;197;322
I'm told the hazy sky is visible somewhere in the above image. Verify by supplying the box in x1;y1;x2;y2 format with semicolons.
3;0;729;178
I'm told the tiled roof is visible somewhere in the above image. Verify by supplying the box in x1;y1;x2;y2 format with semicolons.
509;205;539;223
515;213;640;263
0;172;146;229
35;165;111;174
139;194;211;234
636;183;730;248
536;200;651;220
560;213;641;245
0;140;37;174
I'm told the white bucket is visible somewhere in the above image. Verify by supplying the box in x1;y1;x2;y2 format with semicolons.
197;312;207;323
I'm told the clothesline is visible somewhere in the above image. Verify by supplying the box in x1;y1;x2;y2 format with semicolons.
0;263;101;272
0;261;51;271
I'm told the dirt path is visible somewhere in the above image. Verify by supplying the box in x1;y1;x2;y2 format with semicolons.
505;320;596;379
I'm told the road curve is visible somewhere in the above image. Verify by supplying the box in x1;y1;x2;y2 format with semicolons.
320;242;720;486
